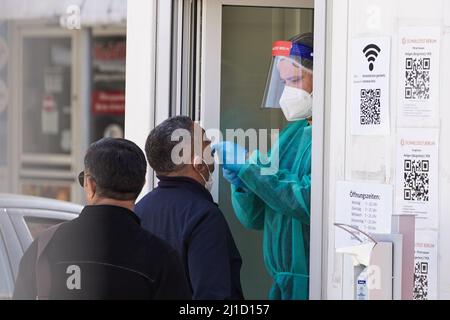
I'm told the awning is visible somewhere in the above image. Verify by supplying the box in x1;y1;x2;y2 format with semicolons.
0;0;127;25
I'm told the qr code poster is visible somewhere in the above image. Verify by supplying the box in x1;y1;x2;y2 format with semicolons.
350;36;391;135
414;231;438;300
396;129;439;229
398;26;440;128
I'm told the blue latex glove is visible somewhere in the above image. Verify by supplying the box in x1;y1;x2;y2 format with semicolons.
212;141;248;172
223;168;244;188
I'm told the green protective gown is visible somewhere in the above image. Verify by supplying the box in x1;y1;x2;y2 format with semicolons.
231;119;311;300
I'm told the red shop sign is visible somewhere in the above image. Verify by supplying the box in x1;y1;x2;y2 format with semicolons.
93;41;126;61
92;91;125;115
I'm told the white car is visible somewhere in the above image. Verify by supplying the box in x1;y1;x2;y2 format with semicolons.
0;194;81;299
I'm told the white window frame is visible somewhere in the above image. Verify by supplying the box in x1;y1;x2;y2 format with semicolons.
126;0;204;193
125;0;158;197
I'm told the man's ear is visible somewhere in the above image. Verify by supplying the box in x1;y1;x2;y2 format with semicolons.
85;176;96;199
192;155;204;173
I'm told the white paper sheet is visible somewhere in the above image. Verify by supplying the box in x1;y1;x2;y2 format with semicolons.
413;230;438;300
397;26;441;127
395;129;439;229
351;36;391;135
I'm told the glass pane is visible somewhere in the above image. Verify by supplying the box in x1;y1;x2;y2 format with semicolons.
24;217;65;240
91;36;126;143
220;6;313;299
0;232;14;299
0;23;8;193
22;37;72;155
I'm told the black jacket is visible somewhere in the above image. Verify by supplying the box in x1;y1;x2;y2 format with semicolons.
13;205;192;300
136;176;244;300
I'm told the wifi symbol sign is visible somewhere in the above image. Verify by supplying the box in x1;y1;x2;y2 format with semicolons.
363;44;381;71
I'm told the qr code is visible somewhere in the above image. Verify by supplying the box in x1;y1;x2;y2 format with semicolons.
403;159;429;201
405;58;430;100
413;262;428;300
360;89;381;125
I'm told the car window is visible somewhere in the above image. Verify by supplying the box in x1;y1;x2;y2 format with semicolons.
0;231;14;299
23;217;65;240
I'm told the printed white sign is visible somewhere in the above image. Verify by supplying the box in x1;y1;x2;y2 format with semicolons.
41;95;59;135
395;129;438;229
413;230;437;300
335;181;393;248
351;36;391;135
397;26;440;127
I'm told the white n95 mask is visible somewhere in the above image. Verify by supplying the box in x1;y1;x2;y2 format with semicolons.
279;86;312;121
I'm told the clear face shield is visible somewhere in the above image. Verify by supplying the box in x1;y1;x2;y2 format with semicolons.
261;41;313;109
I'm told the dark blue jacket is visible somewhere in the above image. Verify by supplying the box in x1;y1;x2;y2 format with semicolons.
136;176;244;300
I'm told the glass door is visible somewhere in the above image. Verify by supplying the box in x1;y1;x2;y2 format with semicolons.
201;0;314;299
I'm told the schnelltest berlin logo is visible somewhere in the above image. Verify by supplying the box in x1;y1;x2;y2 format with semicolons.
60;5;81;30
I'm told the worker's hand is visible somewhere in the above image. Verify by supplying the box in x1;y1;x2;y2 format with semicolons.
212;141;247;172
223;168;244;188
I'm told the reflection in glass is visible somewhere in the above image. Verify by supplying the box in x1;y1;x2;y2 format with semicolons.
22;181;71;202
22;37;72;155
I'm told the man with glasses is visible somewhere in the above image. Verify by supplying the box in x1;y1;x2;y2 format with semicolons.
14;138;191;300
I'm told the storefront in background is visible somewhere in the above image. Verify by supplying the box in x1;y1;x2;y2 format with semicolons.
0;1;127;203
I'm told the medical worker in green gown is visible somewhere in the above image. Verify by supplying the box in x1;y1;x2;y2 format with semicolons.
213;33;313;300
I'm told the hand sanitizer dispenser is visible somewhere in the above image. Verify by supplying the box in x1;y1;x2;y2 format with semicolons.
335;224;393;300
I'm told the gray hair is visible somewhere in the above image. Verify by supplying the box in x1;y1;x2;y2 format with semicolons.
145;116;194;173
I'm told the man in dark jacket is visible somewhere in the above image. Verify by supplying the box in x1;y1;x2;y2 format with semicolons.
14;138;191;300
135;116;244;300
